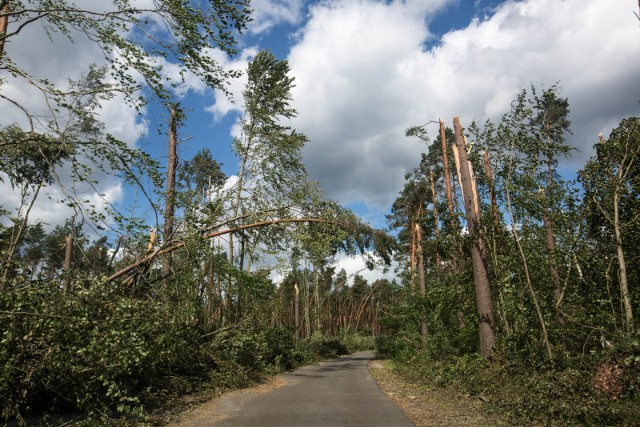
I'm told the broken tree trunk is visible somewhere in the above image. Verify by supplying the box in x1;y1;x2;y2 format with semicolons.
453;116;496;359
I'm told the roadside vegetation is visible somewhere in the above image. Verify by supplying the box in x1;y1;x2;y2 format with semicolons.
378;92;640;425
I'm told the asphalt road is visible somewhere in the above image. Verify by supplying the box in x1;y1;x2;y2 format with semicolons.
214;351;414;427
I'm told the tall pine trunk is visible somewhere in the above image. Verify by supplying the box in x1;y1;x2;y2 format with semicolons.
453;116;496;358
415;222;428;339
0;2;8;57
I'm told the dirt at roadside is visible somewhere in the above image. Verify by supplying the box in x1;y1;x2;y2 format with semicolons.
165;378;286;426
368;359;515;427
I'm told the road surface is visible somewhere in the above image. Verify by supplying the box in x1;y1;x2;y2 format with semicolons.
196;351;415;427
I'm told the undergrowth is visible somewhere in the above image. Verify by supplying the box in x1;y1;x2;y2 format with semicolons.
376;333;640;426
0;281;374;426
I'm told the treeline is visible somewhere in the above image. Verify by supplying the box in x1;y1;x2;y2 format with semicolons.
380;85;640;424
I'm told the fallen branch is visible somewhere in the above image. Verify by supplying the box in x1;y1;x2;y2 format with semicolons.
104;217;344;283
199;317;252;341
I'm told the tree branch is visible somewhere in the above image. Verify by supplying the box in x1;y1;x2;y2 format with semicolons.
104;217;345;283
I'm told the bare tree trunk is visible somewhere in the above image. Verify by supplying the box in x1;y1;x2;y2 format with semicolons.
314;271;321;334
0;2;8;58
453;117;495;358
614;179;634;332
506;185;554;361
162;107;178;283
410;219;416;294
440;118;461;268
429;171;441;275
440;119;456;230
294;283;300;339
1;183;42;284
63;234;74;291
542;149;564;324
415;222;428;339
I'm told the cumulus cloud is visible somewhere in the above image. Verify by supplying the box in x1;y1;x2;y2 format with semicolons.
204;47;260;121
287;0;640;213
249;0;306;34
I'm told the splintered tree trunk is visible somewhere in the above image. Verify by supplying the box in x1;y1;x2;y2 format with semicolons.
453;116;496;358
440;119;461;267
439;119;456;229
163;107;178;282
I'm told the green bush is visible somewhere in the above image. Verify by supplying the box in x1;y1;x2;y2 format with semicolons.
0;281;210;421
342;334;375;353
262;326;311;371
307;334;349;359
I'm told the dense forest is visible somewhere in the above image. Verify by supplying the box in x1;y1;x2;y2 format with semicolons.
1;1;639;426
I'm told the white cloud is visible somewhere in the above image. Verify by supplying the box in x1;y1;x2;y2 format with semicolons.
286;0;640;213
204;47;260;120
249;0;306;34
332;253;397;285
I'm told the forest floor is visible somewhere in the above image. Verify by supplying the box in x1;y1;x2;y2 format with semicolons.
166;357;520;426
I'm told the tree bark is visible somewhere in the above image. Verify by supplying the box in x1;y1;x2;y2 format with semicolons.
162;107;178;282
542;147;564;324
63;234;74;291
453;116;495;358
0;2;8;58
415;222;428;339
440;118;462;267
429;171;441;275
613;173;634;332
294;283;301;338
439;119;456;229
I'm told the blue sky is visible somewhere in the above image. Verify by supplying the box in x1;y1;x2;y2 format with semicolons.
148;0;639;229
2;0;640;282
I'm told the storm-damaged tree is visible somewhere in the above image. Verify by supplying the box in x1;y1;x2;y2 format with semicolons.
228;50;309;267
0;67;162;284
225;50;312;315
0;1;250;284
453;116;496;358
580;117;640;333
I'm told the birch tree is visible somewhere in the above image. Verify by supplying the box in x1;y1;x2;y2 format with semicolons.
580;117;640;333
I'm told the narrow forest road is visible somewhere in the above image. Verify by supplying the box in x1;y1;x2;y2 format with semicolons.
169;351;414;427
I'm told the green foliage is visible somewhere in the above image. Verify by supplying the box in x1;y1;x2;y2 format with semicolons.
0;281;204;420
341;333;375;353
307;334;349;359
